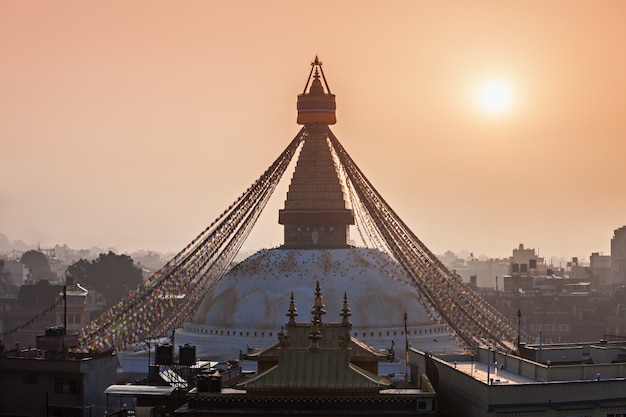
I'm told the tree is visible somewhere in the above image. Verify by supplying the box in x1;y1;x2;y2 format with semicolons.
67;251;142;308
20;250;53;281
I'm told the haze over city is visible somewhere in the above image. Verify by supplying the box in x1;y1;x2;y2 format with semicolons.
2;1;625;261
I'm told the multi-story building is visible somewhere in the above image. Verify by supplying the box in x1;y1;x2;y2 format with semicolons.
56;277;90;335
452;257;510;289
410;341;626;417
9;280;62;347
510;243;545;275
0;328;118;417
590;252;611;289
0;281;19;339
0;259;29;285
610;226;626;287
4;278;90;348
479;273;611;344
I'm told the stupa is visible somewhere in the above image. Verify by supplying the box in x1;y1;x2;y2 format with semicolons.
174;58;463;362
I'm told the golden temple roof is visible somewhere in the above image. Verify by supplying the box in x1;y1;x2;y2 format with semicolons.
237;348;390;392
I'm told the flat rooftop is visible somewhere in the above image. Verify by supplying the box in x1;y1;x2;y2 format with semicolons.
452;359;536;385
426;342;626;385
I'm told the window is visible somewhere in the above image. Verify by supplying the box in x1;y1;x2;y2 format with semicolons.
54;377;79;394
25;374;38;384
545;323;556;333
558;323;570;333
67;295;85;305
531;323;541;332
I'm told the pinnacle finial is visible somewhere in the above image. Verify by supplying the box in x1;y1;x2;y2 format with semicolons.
308;282;326;352
338;292;352;349
286;292;298;325
311;281;326;323
340;292;352;328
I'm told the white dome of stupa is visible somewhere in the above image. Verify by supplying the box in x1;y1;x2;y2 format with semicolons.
175;247;461;360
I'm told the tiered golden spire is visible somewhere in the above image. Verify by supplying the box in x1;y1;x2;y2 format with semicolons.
308;281;326;351
279;57;354;249
286;292;298;326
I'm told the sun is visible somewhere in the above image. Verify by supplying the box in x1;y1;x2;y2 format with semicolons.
476;80;514;113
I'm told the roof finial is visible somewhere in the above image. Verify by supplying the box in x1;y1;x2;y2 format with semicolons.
337;292;352;349
311;281;326;322
308;282;326;352
286;292;298;325
340;292;352;329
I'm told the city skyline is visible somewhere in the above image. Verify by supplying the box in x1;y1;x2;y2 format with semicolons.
2;1;625;260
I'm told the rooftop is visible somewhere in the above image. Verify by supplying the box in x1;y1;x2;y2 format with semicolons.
419;340;626;386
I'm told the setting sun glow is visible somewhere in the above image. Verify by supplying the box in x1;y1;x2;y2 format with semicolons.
477;80;514;113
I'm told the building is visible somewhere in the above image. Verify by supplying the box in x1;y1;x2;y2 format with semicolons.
103;385;183;417
610;226;626;287
0;328;118;417
480;274;611;344
56;277;90;335
176;283;438;416
590;252;611;289
3;278;90;348
0;279;19;339
0;259;29;286
410;341;626;416
510;243;544;275
8;280;63;347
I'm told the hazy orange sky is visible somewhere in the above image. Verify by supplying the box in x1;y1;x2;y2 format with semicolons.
2;1;625;261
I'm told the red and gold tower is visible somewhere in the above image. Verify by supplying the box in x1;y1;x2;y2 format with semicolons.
279;57;354;248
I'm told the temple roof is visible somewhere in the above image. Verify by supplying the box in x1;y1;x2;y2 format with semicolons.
236;284;392;393
237;348;390;392
245;323;390;361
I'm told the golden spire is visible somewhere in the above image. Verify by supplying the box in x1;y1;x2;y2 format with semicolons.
340;292;352;329
308;281;326;352
286;292;298;326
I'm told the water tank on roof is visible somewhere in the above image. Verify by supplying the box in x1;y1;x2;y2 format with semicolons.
148;364;160;383
155;344;174;365
179;344;196;366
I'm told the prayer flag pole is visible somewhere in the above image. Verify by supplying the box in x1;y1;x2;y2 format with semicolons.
404;311;410;386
